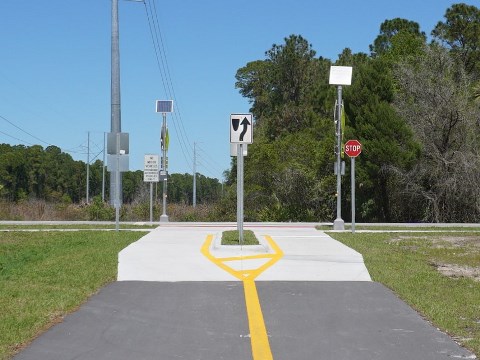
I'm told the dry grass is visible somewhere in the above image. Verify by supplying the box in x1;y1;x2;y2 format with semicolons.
0;200;223;222
0;200;85;221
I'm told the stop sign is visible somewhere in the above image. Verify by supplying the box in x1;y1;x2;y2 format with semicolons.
344;139;362;157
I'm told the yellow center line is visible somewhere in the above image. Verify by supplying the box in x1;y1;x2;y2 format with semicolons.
243;278;273;360
200;234;283;360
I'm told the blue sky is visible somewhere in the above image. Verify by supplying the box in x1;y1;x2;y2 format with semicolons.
0;0;473;181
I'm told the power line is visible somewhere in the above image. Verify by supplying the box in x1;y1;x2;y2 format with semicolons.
149;0;192;154
0;113;86;155
197;161;220;180
0;130;35;146
85;0;223;178
142;0;194;171
0;114;54;147
197;145;225;173
146;0;193;162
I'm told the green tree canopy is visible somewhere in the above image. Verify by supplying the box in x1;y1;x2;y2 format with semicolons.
432;3;480;75
236;34;321;139
370;18;426;57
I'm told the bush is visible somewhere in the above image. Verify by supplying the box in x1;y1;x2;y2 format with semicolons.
85;196;115;221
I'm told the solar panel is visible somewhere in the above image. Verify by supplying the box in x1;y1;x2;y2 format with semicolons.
156;100;174;113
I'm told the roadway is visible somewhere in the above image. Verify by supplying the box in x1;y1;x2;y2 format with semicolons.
13;223;476;360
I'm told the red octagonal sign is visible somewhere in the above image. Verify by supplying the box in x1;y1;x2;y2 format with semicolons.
345;139;362;157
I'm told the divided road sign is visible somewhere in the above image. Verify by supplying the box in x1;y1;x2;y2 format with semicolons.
230;114;253;144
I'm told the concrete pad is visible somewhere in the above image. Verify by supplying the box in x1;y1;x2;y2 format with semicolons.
118;226;233;281
118;224;371;282
254;228;371;281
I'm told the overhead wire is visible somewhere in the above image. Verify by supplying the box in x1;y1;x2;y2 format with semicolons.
196;145;225;179
1;114;56;148
197;160;220;179
0;130;35;146
145;4;228;181
149;0;192;155
0;114;85;155
142;0;194;172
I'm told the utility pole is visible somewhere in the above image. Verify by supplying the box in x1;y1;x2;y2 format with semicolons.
193;142;197;208
110;0;122;206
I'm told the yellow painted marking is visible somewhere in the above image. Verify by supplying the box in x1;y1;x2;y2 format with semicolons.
244;279;273;360
200;235;244;280
200;234;283;360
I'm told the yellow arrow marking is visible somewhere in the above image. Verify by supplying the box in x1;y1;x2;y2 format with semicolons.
201;235;283;360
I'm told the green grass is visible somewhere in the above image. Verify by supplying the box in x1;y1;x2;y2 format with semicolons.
0;231;146;360
0;224;157;230
327;231;480;356
317;224;480;231
221;230;259;245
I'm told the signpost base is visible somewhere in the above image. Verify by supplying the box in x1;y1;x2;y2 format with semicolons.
160;214;169;223
333;218;345;230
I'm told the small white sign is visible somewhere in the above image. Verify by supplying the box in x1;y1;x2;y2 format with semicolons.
329;66;353;85
144;154;159;182
230;143;248;157
230;113;253;144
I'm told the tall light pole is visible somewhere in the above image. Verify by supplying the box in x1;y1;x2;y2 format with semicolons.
156;100;174;223
329;66;352;231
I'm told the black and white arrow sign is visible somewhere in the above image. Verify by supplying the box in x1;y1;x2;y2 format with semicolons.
230;113;253;144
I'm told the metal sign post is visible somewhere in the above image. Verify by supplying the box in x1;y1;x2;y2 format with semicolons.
156;100;173;223
345;139;362;234
334;85;344;230
144;154;159;223
351;157;356;234
230;114;253;244
115;133;121;232
237;144;244;244
160;112;168;222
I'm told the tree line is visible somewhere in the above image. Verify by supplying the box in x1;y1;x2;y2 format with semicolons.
225;3;480;222
2;3;479;223
0;143;222;205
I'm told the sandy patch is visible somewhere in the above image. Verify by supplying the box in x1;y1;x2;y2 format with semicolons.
434;263;480;282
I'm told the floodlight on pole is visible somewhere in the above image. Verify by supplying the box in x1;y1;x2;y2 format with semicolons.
156;100;174;223
329;66;352;231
